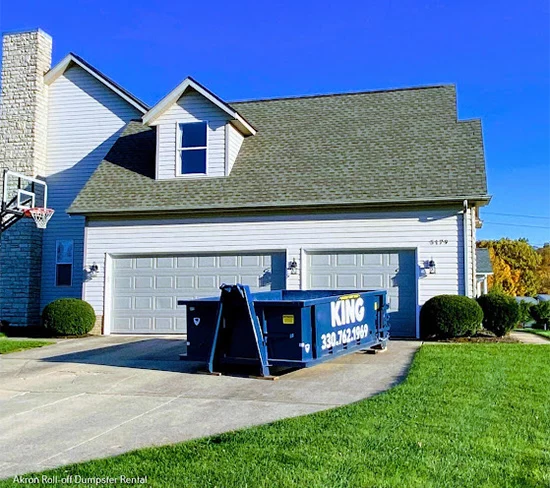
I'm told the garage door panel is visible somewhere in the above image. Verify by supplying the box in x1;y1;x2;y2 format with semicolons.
198;256;216;268
114;297;132;310
220;256;238;267
156;257;174;268
134;297;153;310
361;273;384;288
135;277;153;289
310;254;331;266
155;297;173;310
176;257;195;268
112;252;285;334
335;274;357;288
135;258;153;269
176;276;194;289
134;317;153;331
154;317;173;331
198;276;216;289
336;254;357;266
114;277;133;290
155;276;174;289
308;250;416;337
310;274;331;288
113;317;132;331
114;258;133;269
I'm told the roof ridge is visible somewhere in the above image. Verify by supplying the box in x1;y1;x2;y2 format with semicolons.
229;83;455;104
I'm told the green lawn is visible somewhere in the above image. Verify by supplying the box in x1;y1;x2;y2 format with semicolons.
0;338;54;354
519;328;550;340
2;344;549;488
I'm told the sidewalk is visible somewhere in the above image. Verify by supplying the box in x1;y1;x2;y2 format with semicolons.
510;331;550;344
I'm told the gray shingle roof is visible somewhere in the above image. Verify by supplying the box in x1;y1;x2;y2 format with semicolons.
68;84;489;216
476;248;493;274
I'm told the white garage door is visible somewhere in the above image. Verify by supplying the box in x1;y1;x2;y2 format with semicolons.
111;252;286;334
307;250;417;337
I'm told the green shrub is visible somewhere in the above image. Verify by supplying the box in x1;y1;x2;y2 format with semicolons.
420;295;483;338
477;293;520;337
42;299;96;336
530;301;550;329
517;301;534;326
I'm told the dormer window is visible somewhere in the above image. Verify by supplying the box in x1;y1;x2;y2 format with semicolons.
177;122;207;175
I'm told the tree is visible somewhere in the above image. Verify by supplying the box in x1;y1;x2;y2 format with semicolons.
536;244;550;294
478;238;541;296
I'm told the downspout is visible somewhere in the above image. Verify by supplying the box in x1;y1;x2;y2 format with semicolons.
463;199;470;297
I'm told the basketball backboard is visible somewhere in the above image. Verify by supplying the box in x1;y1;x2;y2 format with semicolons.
1;169;50;232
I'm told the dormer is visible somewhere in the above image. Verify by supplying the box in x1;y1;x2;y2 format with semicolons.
142;77;255;179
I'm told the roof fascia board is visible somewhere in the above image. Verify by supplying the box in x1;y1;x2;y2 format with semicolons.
68;195;491;217
44;54;148;114
142;78;256;135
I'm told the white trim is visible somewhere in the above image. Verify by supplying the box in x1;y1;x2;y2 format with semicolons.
300;247;306;289
103;253;113;335
82;223;89;300
175;121;208;177
142;77;256;135
155;126;160;180
224;124;230;176
44;54;148;114
463;200;470;297
414;247;420;339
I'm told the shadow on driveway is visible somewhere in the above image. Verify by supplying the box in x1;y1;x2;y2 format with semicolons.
40;338;201;373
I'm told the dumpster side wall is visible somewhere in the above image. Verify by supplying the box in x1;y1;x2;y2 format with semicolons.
83;206;474;338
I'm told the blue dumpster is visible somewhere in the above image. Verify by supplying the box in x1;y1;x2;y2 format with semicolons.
178;284;389;377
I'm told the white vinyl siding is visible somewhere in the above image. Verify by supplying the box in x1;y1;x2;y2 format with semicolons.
41;65;142;309
153;91;229;179
83;208;471;335
226;123;244;175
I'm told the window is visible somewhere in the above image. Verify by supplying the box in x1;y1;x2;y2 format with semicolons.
177;122;207;174
56;240;73;287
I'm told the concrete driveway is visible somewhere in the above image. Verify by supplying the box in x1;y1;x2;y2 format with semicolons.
0;336;419;479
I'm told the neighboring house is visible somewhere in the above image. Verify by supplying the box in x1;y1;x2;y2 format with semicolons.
476;248;494;296
0;29;490;338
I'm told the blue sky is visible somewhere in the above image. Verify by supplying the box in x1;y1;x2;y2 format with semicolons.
1;0;549;246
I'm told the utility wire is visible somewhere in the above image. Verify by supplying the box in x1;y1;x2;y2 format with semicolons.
483;220;550;230
483;211;550;220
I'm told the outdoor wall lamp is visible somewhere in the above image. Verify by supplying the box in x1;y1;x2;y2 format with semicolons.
428;259;436;274
88;262;99;277
288;258;298;275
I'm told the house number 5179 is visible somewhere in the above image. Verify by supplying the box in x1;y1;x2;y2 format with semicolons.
429;240;449;245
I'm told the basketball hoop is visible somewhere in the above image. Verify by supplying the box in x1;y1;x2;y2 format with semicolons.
23;207;54;229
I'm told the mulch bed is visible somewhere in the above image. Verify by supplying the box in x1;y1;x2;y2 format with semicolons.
424;332;519;343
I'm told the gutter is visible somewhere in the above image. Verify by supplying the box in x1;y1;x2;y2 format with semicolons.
67;195;493;218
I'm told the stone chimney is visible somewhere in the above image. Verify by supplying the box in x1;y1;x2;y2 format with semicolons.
0;29;52;178
0;29;52;328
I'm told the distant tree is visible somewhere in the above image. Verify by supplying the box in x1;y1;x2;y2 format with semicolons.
478;238;541;296
536;244;550;294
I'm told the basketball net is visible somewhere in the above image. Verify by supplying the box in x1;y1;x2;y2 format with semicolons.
23;207;55;229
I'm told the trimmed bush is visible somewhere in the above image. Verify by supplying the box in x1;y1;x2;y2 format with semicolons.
531;301;550;329
42;298;96;336
420;295;483;338
517;301;534;327
477;293;520;337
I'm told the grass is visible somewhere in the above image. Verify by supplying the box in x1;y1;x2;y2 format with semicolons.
518;328;550;340
2;344;549;488
0;338;54;354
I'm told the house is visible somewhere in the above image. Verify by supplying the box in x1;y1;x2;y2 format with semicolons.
0;29;490;338
475;248;494;296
